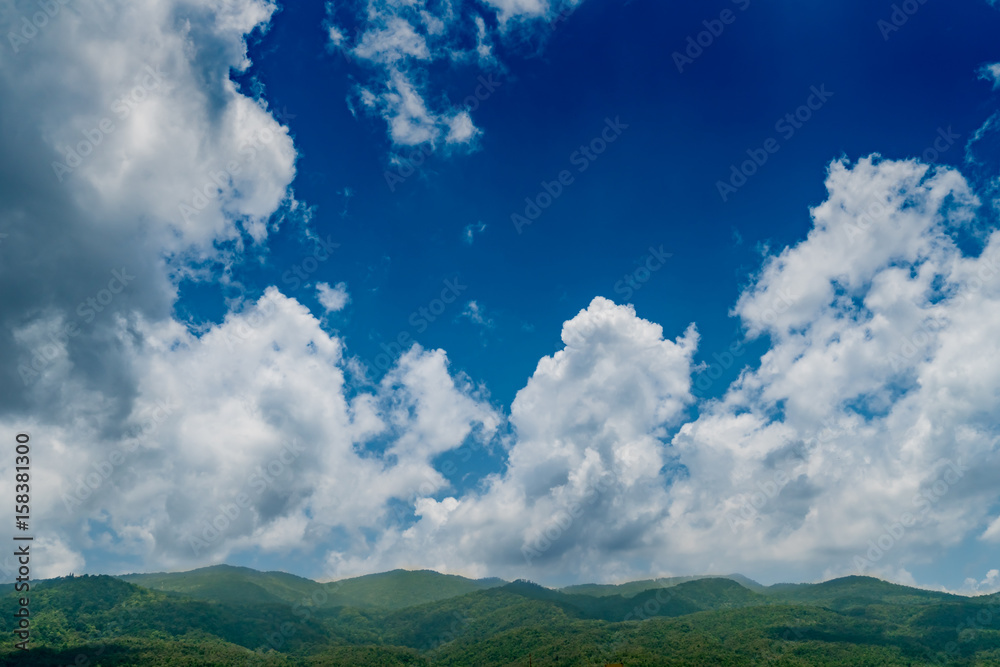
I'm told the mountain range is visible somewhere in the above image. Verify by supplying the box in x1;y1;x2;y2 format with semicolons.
2;565;998;665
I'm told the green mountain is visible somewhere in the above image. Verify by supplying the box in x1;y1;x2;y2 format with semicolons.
2;567;999;666
560;573;765;597
761;574;963;610
322;568;507;609
119;563;325;606
118;564;505;611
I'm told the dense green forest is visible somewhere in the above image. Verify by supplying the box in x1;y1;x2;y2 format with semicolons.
2;565;999;665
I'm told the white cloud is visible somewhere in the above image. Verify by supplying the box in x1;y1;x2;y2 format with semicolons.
1;288;501;574
7;150;1000;587
323;298;700;582
460;300;494;329
317;281;350;312
980;62;1000;89
0;0;297;400
482;0;550;23
964;569;1000;594
34;535;87;580
327;0;581;149
463;221;487;244
983;515;1000;542
353;17;432;64
446;110;480;144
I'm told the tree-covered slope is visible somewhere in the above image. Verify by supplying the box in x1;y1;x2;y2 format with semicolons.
322;569;507;610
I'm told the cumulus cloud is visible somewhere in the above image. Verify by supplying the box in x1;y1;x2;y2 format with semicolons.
965;569;1000;594
664;157;1000;582
323;298;700;582
2;289;500;573
317;281;350;312
0;0;297;414
0;0;299;576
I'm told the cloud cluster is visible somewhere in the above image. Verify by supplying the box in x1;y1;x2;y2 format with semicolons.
327;0;578;148
0;0;298;571
8;141;1000;585
25;289;500;571
318;157;1000;587
4;0;1000;591
0;0;298;410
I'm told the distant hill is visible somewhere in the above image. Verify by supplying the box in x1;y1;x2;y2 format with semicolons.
119;564;507;610
561;573;765;597
119;563;325;606
323;568;507;609
761;575;964;610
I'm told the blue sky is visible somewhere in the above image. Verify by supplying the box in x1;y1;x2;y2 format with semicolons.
3;0;1000;592
223;0;999;407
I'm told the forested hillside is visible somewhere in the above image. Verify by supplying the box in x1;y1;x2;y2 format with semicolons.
1;568;998;665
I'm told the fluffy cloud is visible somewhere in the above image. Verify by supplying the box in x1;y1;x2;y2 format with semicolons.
668;156;1000;583
965;569;1000;594
0;0;299;576
6;152;1000;586
0;0;297;410
317;281;350;312
1;289;500;573
323;297;700;581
